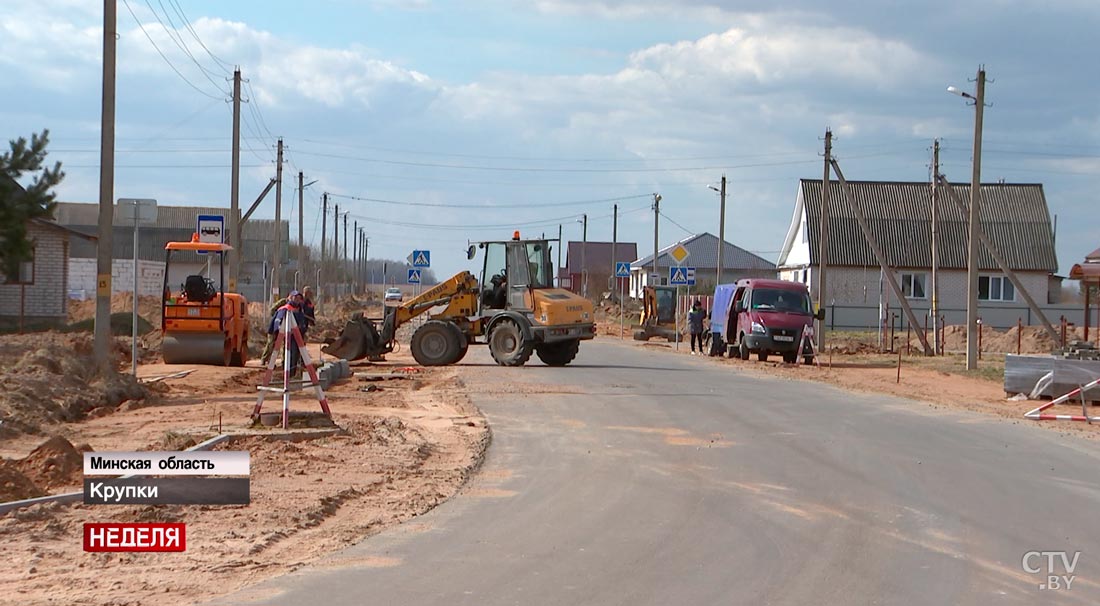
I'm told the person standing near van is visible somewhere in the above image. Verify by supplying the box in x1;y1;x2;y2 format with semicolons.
688;300;706;354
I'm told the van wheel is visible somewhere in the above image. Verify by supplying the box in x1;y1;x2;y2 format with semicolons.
738;336;749;360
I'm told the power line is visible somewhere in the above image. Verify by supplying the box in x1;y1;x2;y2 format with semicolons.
144;0;228;93
166;0;234;73
292;149;819;174
120;0;222;100
326;192;653;209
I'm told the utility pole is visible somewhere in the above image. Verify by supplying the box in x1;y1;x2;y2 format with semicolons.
229;68;241;289
581;213;587;297
272;138;283;299
931;138;941;355
717;174;727;287
612;204;618;293
965;67;986;370
321;193;327;307
363;233;369;290
297;171;304;280
94;0;117;371
557;224;563;287
343;213;348;295
816;129;832;352
652;193;662;287
333;203;339;295
353;219;358;294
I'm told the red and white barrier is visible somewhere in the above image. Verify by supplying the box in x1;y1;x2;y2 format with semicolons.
1023;377;1100;423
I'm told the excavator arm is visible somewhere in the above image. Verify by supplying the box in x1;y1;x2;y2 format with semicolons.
322;271;480;361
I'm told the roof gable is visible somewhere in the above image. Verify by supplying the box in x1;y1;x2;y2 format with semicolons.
794;179;1057;272
564;241;638;272
632;232;775;271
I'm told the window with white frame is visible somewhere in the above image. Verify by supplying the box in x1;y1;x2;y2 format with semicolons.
900;272;926;299
4;249;34;285
979;275;1015;301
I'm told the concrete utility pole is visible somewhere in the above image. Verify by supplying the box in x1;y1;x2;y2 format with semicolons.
717;174;727;287
333;203;339;295
652;193;661;287
816;129;832;352
94;0;117;371
272;138;283;298
321;193;327;307
229;68;241;289
581;213;587;297
965;68;987;370
931;138;941;355
353;220;358;294
298;171;304;277
343;213;348;293
611;203;618;292
557;224;563;287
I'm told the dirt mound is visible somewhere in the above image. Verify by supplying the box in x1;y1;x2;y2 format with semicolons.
17;436;84;491
0;333;150;437
0;459;44;502
68;293;162;328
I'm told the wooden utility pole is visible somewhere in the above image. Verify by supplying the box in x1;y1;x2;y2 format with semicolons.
94;0;117;371
272;138;283;299
931;139;940;354
965;67;987;370
333;203;339;295
343;213;348;294
229;68;241;289
716;175;727;287
816;129;832;352
557;224;563;287
612;203;618;293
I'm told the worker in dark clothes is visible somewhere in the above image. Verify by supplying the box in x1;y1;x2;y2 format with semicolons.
269;291;307;374
301;286;317;335
688;299;706;355
261;293;289;365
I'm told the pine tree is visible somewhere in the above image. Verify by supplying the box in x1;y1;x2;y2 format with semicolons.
0;130;64;279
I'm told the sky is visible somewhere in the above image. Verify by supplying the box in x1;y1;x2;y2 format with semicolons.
2;0;1098;282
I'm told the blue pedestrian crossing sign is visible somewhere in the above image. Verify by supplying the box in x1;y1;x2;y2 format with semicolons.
614;262;631;278
407;269;422;284
411;250;431;268
669;266;696;286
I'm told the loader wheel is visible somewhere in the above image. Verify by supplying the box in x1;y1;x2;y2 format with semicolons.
452;331;470;364
535;339;580;367
411;321;463;366
488;319;533;367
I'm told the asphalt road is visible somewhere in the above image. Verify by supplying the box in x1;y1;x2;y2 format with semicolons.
217;339;1100;605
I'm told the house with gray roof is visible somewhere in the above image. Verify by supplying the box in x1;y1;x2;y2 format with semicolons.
630;232;775;298
777;179;1060;328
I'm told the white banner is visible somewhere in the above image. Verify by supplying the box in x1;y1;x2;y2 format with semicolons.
83;451;250;477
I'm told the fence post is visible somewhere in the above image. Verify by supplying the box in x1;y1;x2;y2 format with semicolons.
1017;317;1023;355
978;317;983;360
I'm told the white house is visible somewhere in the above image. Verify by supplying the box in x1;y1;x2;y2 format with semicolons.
777;179;1063;329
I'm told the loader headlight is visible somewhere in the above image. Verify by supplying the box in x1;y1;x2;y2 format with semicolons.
751;321;766;335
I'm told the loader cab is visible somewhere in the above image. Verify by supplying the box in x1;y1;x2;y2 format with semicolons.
477;235;554;313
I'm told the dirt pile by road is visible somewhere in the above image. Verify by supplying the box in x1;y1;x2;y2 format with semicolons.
0;333;149;437
16;436;85;491
0;460;43;501
68;293;163;330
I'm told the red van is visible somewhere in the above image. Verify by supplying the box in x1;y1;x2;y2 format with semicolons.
728;278;823;363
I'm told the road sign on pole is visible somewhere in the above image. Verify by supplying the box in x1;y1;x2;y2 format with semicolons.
615;262;630;278
197;215;224;243
686;266;696;286
669;243;690;265
410;250;431;268
407;269;422;284
669;266;690;286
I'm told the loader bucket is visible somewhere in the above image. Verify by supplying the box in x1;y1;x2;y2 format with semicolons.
322;314;371;361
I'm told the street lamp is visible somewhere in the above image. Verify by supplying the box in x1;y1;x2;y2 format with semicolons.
947;66;987;371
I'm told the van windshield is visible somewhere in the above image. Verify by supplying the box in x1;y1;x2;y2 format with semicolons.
750;288;811;314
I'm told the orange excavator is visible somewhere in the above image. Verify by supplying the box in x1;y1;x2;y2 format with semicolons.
160;235;249;366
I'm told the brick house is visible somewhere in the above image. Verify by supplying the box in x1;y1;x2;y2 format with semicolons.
1;217;95;328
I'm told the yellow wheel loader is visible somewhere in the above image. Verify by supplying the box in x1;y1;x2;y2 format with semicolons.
323;233;595;367
632;285;681;342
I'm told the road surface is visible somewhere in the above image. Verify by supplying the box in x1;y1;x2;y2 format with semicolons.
216;339;1100;605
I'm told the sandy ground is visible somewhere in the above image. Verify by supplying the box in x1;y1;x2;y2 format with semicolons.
0;342;489;606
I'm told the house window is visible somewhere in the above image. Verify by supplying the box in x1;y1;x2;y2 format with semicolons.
900;272;926;299
4;250;34;285
979;275;1015;302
